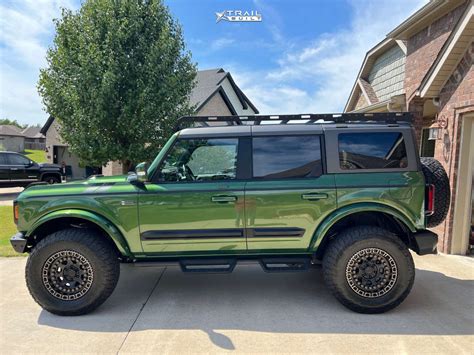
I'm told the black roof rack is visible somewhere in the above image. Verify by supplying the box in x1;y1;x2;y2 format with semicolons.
176;112;413;130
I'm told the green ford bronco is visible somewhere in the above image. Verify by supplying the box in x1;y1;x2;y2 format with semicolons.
10;113;450;316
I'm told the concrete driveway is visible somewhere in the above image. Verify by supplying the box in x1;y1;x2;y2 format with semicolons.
0;187;23;206
0;253;473;354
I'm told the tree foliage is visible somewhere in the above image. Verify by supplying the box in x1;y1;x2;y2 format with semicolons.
38;0;197;170
0;118;27;129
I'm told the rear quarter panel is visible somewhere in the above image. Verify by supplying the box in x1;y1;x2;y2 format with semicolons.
334;171;425;229
309;171;425;252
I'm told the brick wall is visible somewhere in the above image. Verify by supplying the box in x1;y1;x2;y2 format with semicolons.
103;161;123;176
404;3;467;100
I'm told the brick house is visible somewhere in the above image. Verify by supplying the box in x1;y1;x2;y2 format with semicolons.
345;0;473;254
41;68;258;178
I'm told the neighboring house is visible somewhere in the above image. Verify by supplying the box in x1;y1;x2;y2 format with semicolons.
21;126;46;150
191;68;258;116
345;0;473;255
41;68;259;178
0;125;25;152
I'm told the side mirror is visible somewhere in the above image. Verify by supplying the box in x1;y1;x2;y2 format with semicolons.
26;161;34;167
135;162;149;183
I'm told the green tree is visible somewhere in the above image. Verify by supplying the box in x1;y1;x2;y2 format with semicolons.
0;118;27;129
38;0;196;172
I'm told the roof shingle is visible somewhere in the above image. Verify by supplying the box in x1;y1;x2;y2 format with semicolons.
0;125;25;137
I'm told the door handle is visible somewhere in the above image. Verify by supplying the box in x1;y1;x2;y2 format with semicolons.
10;168;19;171
211;195;237;203
301;193;328;201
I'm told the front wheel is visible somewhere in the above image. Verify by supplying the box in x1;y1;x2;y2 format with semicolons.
322;226;414;314
26;228;120;316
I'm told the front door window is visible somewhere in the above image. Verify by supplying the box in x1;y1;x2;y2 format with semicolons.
157;138;238;182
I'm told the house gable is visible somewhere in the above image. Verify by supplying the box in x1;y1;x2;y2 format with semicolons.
196;89;234;116
193;68;259;115
367;44;406;102
345;39;407;112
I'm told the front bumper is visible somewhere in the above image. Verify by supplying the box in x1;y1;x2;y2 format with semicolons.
411;230;438;255
10;232;27;253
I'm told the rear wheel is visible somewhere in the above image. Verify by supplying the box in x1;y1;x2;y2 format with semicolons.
42;175;60;184
323;226;414;314
26;228;120;316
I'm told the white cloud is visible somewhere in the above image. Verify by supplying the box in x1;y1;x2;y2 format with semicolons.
0;0;77;125
232;0;429;114
210;37;235;51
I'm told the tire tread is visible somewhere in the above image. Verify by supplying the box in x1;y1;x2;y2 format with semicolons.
322;225;414;314
26;228;119;316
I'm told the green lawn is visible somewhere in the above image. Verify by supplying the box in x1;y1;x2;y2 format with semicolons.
24;149;47;163
0;206;25;257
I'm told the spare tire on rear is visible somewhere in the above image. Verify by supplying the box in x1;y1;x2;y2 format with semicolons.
420;157;450;227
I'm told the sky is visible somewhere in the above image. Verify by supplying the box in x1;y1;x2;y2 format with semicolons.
0;0;428;126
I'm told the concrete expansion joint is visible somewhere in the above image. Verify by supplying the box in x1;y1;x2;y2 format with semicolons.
116;267;167;354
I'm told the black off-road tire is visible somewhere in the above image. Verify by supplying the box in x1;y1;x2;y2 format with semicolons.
322;226;414;314
420;157;450;227
26;228;120;316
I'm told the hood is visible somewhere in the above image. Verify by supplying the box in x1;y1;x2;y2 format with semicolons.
85;174;129;183
16;174;130;201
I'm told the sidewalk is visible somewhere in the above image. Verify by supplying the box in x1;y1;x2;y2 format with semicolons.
0;253;473;354
0;187;23;206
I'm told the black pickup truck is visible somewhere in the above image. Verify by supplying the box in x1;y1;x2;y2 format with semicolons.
0;151;64;187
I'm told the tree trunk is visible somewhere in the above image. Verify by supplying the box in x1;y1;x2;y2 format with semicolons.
121;159;132;174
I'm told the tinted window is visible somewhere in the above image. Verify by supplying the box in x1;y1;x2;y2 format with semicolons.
158;138;238;182
252;136;322;179
0;154;8;165
8;154;30;165
338;132;408;170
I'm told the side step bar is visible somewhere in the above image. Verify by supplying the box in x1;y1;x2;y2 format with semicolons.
259;257;311;272
134;256;314;273
179;258;237;273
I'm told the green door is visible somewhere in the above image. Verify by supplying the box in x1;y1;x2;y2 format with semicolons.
139;137;247;256
245;135;337;253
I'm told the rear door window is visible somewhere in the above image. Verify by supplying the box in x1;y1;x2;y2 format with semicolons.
338;132;408;170
252;135;323;179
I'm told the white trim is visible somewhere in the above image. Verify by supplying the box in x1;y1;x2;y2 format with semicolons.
450;113;474;254
349;99;392;113
395;40;407;55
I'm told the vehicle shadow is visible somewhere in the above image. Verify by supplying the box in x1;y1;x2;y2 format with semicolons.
37;264;474;350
